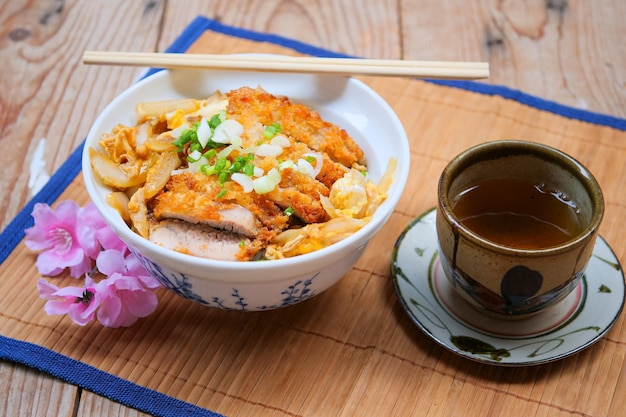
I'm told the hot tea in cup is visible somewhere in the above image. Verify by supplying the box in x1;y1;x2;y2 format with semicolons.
436;140;604;316
451;177;585;250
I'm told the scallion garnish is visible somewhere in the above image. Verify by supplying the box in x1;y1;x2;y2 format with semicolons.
203;149;217;159
263;122;282;139
172;129;194;151
208;112;224;129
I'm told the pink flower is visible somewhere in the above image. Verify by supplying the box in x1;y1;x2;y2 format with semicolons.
37;278;100;326
25;201;93;278
95;249;160;288
28;200;162;328
95;274;159;328
78;202;126;254
93;249;160;327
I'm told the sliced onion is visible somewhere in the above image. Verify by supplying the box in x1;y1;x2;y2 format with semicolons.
296;158;315;177
231;173;254;193
188;156;209;173
136;123;150;147
252;176;275;194
253;168;281;194
188;149;202;162
242;145;258;154
253;166;264;177
256;143;283;157
171;168;190;176
267;168;281;183
303;152;324;177
196;117;212;148
278;160;295;171
217;144;235;159
270;135;290;148
213;119;244;144
169;123;187;140
230;135;243;148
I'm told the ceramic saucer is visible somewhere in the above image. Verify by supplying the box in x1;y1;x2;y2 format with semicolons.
391;208;625;366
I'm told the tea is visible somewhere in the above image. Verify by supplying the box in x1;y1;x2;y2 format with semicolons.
451;177;585;249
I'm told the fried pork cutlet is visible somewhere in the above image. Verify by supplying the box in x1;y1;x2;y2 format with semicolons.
226;86;366;169
152;172;291;260
256;137;349;189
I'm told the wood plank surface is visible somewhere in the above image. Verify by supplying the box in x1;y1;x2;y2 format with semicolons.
402;0;626;116
0;1;624;416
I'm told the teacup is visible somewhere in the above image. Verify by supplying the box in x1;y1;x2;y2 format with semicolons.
436;140;604;316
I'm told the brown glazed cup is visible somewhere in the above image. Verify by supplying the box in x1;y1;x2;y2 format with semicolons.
436;140;604;317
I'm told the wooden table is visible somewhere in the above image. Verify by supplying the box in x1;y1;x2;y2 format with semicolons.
1;1;624;415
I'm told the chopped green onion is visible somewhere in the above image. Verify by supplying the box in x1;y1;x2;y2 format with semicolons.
218;171;230;184
172;129;194;150
203;149;217;159
263;122;282;139
201;164;215;175
214;157;228;172
216;188;227;198
243;163;255;176
284;207;295;216
208;113;223;129
189;141;202;153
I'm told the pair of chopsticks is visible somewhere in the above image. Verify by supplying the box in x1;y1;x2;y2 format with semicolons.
82;51;489;80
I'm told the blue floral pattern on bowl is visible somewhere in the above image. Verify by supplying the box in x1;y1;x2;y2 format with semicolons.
130;249;318;311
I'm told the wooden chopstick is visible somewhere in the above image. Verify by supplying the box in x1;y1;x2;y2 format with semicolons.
82;51;490;80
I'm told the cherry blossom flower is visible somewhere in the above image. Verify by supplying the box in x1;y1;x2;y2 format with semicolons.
95;273;159;327
27;200;162;328
25;201;93;278
93;249;160;327
37;277;100;326
78;202;127;253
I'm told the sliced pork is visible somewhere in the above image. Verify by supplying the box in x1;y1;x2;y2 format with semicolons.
150;219;252;261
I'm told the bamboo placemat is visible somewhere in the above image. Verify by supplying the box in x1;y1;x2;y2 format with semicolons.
1;17;625;417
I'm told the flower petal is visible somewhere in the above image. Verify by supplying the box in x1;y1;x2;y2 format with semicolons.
96;249;126;276
35;253;65;277
136;274;162;290
69;256;95;278
96;292;123;327
126;290;158;317
97;228;126;252
36;248;86;278
37;278;60;300
68;302;95;326
123;253;150;276
52;200;81;226
76;221;101;260
24;204;59;251
44;299;74;315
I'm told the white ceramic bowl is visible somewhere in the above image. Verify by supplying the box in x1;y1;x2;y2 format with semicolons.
82;68;410;311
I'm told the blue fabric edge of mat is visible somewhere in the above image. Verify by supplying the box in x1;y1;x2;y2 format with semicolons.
0;334;225;417
1;15;625;417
